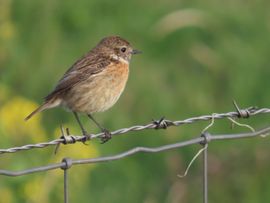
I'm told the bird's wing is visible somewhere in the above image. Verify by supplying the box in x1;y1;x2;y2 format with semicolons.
45;52;111;101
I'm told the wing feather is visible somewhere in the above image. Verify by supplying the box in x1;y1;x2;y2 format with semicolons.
45;52;111;101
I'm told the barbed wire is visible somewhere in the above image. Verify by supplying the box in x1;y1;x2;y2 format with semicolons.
0;125;269;177
0;106;270;154
1;104;270;203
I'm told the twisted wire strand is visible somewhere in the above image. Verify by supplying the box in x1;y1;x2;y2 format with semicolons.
0;107;269;154
1;126;270;176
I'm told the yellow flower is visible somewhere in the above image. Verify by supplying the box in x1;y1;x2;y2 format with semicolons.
0;187;14;203
0;96;46;142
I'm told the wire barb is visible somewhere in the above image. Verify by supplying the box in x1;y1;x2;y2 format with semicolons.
55;126;77;154
153;117;169;129
233;100;255;118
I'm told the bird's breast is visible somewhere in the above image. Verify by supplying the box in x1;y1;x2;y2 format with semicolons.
64;62;130;113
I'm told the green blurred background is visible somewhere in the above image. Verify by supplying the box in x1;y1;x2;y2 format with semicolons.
1;0;270;202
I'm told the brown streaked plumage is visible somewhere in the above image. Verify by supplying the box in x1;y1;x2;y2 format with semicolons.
25;36;141;142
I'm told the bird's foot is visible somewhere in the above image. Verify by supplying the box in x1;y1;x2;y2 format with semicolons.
82;130;88;136
100;129;112;144
81;130;90;145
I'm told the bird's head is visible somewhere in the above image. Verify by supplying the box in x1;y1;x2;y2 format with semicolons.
95;36;141;63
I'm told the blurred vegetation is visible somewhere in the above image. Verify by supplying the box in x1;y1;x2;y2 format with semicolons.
1;0;270;202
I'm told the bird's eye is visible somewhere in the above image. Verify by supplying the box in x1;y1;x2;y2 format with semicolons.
120;47;127;53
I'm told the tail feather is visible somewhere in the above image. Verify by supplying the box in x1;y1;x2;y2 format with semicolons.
24;103;48;121
25;97;62;121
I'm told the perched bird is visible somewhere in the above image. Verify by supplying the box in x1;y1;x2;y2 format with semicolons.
25;36;141;142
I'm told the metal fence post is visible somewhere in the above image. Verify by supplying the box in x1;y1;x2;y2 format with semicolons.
61;158;73;203
63;169;68;203
203;144;208;203
201;132;210;203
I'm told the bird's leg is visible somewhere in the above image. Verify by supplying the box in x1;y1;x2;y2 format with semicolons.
87;114;111;143
73;112;88;135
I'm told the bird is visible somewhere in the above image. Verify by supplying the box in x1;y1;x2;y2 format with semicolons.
25;36;141;143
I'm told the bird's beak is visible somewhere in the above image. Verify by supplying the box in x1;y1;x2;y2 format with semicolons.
131;49;142;55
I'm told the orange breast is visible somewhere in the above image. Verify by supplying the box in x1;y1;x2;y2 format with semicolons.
64;62;130;113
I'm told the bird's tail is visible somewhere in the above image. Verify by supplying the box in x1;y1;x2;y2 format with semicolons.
24;103;48;121
24;99;61;121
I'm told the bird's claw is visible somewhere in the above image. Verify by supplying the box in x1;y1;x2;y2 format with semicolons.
80;130;90;145
100;129;112;144
81;129;88;136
